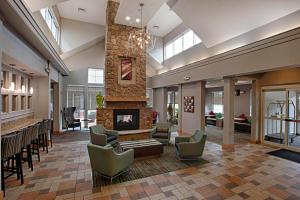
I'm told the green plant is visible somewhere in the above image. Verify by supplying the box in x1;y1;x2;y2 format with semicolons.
96;92;104;108
216;113;223;119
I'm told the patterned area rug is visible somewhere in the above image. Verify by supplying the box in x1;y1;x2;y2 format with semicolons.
95;145;208;186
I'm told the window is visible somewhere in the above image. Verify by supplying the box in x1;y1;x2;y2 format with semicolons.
40;8;59;43
88;68;104;84
165;30;201;60
213;91;223;114
165;43;174;59
67;86;85;119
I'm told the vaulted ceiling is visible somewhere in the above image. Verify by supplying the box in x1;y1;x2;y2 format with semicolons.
22;0;300;75
169;0;300;47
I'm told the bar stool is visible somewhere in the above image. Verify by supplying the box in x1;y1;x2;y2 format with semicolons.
21;127;34;171
48;119;53;148
1;132;24;194
31;123;41;162
39;120;49;153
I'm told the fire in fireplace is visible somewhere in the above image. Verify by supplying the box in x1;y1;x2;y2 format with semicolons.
113;109;139;130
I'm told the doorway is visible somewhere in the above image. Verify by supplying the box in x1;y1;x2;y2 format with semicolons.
262;85;300;151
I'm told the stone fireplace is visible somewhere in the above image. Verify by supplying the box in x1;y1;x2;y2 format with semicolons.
113;109;140;131
96;0;152;133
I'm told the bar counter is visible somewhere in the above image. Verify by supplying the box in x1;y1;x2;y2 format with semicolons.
1;118;43;136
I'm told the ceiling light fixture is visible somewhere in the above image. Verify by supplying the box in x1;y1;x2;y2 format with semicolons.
153;25;159;29
125;16;131;21
135;18;140;23
128;3;156;52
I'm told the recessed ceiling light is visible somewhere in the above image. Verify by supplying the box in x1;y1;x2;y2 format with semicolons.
153;25;159;29
125;16;131;21
136;18;140;23
78;8;86;13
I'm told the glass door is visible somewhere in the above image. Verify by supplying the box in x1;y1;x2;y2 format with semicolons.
263;90;286;146
262;86;300;151
287;89;300;149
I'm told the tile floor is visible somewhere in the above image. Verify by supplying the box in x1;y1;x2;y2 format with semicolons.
4;132;300;200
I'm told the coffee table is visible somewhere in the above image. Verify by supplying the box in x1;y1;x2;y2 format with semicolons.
119;139;163;158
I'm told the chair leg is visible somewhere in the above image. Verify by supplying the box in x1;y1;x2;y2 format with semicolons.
1;160;5;196
16;154;24;184
27;145;33;171
45;134;49;153
37;139;41;162
50;131;53;148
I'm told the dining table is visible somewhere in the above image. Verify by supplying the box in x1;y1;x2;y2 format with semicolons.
1;118;43;136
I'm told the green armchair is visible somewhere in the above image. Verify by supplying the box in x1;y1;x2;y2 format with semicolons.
87;143;134;183
175;130;207;160
89;124;118;146
151;122;172;144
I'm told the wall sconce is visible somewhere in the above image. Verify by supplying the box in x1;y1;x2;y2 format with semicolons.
30;87;34;95
21;85;26;93
9;82;15;91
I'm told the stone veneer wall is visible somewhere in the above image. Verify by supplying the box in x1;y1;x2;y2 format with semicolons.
97;0;152;130
105;0;147;99
97;102;152;130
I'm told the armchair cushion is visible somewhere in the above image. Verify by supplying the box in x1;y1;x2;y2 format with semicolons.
175;130;206;159
87;143;134;178
90;125;118;145
90;132;107;146
152;132;168;139
156;127;169;133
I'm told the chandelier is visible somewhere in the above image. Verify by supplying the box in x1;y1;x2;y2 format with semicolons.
128;3;156;52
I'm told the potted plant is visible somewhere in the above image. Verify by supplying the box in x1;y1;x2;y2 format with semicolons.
216;113;223;127
96;92;104;109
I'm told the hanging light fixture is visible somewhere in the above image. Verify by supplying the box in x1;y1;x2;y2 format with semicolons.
128;3;156;52
9;64;16;91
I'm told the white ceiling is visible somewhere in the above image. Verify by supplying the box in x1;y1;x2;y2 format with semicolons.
57;0;107;25
23;0;68;12
115;0;167;28
170;0;300;48
147;3;182;37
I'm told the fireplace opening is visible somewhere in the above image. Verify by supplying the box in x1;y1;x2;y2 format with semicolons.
113;109;139;131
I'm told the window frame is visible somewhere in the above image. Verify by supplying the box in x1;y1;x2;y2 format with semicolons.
88;68;104;84
164;29;201;60
40;7;60;44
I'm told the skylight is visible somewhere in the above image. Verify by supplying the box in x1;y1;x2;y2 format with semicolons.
165;30;201;60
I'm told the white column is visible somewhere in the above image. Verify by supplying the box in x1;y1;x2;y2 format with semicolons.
0;18;3;196
223;78;235;149
199;81;206;132
162;87;168;122
177;84;182;132
153;87;168;123
251;80;260;143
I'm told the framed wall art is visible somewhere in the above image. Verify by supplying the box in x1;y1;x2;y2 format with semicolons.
183;96;194;113
120;58;132;80
118;56;136;85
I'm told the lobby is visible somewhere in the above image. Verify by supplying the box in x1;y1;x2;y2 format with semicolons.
1;0;300;199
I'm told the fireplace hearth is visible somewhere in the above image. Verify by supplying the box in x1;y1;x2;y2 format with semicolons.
113;109;139;131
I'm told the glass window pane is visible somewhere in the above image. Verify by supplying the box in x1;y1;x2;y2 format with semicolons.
88;68;104;84
165;43;173;59
183;30;193;50
174;37;183;55
194;33;201;44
